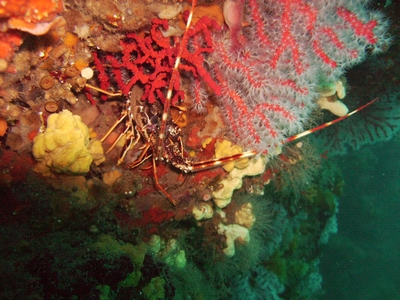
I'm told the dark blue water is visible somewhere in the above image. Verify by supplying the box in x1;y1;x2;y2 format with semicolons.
321;139;400;299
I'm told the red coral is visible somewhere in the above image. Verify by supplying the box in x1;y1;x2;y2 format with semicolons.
132;206;174;228
0;149;34;182
92;16;221;105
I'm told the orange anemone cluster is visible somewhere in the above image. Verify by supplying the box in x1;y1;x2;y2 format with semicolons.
0;0;64;59
0;32;23;60
178;3;224;29
0;0;63;22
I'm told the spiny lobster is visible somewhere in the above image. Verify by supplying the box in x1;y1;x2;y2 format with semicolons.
99;95;257;205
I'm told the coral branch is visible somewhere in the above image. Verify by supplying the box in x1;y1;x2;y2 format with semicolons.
92;16;221;105
336;7;378;44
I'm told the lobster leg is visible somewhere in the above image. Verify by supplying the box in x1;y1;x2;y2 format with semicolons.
85;83;123;97
152;157;178;206
128;144;152;169
117;128;141;165
100;111;128;143
105;124;131;154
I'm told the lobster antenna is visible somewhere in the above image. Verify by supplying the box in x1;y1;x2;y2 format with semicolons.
285;98;378;143
156;0;198;160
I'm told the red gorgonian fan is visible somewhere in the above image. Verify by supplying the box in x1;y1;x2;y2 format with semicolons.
92;15;221;104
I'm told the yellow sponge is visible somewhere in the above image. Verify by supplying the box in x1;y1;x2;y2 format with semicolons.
214;140;249;172
32;110;105;175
